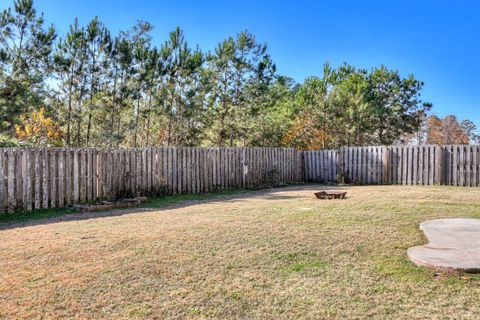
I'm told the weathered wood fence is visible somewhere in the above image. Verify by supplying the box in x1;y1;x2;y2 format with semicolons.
0;147;303;213
3;144;480;213
305;145;480;186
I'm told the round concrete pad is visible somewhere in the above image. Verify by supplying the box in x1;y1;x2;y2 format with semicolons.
407;218;480;273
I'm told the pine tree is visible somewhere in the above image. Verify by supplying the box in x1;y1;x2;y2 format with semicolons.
84;17;111;146
0;0;56;133
207;31;274;146
53;18;86;145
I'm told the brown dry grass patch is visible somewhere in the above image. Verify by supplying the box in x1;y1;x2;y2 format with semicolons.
1;185;480;319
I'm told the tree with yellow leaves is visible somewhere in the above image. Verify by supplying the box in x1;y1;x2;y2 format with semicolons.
282;114;330;150
15;108;64;146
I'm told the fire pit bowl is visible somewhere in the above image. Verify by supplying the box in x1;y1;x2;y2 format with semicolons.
314;191;347;200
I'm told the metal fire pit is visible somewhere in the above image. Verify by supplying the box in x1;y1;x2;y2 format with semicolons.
314;191;347;200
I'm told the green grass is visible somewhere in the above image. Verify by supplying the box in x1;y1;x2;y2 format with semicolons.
0;207;74;226
288;260;326;272
2;185;480;319
0;189;244;227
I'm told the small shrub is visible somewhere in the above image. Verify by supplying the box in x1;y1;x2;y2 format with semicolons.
0;135;19;147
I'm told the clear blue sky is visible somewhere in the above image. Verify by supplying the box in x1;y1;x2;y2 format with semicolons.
3;0;480;128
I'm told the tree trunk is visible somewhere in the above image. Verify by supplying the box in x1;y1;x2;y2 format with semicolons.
146;93;152;146
86;113;93;146
76;120;81;146
167;114;173;147
133;95;141;147
229;130;234;147
66;64;75;146
86;66;96;146
76;75;87;146
110;66;119;146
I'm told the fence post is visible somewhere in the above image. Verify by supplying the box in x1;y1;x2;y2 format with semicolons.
241;148;246;189
383;147;390;184
434;145;443;185
336;148;344;183
298;150;305;182
7;148;15;213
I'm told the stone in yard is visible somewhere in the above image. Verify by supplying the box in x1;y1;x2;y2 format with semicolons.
407;218;480;273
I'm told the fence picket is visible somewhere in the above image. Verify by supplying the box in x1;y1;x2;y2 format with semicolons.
7;149;15;213
50;149;57;208
473;146;478;187
34;149;41;209
58;149;65;208
23;149;32;211
42;148;49;208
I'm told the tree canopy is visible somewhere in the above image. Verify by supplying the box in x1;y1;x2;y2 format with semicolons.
0;0;456;149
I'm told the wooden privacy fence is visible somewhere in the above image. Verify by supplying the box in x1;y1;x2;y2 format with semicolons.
3;144;480;214
0;147;303;213
305;145;480;186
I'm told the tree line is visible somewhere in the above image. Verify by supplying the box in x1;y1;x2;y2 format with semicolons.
410;115;480;145
1;0;476;149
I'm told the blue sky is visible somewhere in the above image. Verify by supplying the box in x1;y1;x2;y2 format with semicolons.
3;0;480;128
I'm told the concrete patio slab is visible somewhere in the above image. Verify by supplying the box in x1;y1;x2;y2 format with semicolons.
407;218;480;273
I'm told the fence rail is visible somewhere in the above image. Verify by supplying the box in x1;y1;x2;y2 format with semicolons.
0;147;303;213
304;145;480;186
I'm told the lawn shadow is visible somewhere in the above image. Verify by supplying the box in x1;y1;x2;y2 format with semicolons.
0;184;348;231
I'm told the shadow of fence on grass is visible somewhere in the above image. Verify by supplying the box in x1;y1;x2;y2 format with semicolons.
0;184;344;231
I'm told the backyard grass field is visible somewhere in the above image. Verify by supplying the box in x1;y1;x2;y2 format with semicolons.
1;185;480;319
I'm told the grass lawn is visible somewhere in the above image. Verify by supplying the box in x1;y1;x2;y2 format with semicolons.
1;185;480;319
